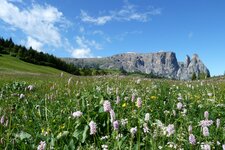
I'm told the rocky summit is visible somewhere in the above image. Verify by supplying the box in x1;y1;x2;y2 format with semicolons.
63;52;210;80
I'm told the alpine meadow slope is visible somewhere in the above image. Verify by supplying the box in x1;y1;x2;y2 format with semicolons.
0;55;65;75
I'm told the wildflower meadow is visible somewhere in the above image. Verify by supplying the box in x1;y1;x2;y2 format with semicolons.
1;75;225;150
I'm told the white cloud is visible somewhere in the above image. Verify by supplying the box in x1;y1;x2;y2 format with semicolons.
116;30;142;41
0;0;68;47
92;30;104;35
71;36;102;58
71;48;92;58
76;36;102;50
114;2;161;22
26;36;43;52
81;10;112;25
126;52;136;54
8;0;23;3
93;30;112;43
80;1;161;25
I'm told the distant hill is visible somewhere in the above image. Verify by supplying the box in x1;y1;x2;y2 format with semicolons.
63;52;210;80
0;37;108;76
0;54;65;75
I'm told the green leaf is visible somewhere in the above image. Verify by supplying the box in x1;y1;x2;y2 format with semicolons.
50;135;55;149
69;139;75;150
72;129;82;140
17;131;32;140
56;131;69;140
118;136;127;147
82;125;89;143
63;145;69;150
98;106;104;113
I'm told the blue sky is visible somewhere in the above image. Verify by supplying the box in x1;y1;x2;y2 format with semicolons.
0;0;225;75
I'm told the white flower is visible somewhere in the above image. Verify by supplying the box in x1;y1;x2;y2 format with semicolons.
177;96;183;101
155;119;164;129
201;144;210;150
207;93;212;97
164;110;170;115
167;142;177;149
121;118;128;126
136;97;142;108
100;136;109;140
116;134;123;140
166;124;175;137
177;102;183;110
130;127;137;135
19;94;25;99
72;111;83;118
216;119;220;128
204;111;209;119
158;146;163;149
27;85;34;91
136;79;141;84
37;141;46;150
144;113;150;122
222;144;225;150
172;110;176;116
0;116;4;125
143;123;149;133
96;86;101;92
181;108;187;115
101;144;108;150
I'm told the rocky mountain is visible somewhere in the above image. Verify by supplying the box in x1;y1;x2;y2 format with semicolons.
63;52;210;80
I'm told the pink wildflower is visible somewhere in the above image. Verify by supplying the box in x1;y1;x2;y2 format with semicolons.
113;120;119;131
89;121;97;135
203;127;209;137
103;100;111;112
189;134;196;145
136;97;142;108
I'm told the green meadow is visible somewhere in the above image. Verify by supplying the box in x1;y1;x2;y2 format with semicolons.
1;55;225;149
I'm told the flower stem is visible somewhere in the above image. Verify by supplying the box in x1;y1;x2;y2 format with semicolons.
129;136;133;150
137;110;141;150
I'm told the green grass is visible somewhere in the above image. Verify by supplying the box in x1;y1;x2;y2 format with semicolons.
0;55;71;87
0;55;65;75
1;54;225;149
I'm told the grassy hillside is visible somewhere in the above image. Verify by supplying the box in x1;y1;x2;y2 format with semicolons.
0;55;72;87
0;55;66;75
0;70;225;149
1;54;225;149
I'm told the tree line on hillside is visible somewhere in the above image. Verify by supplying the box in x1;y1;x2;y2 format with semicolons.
0;37;108;76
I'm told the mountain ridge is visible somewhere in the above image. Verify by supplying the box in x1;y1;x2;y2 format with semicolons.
63;51;210;80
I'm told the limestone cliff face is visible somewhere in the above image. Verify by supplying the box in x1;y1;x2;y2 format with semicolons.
63;52;210;80
177;54;210;80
